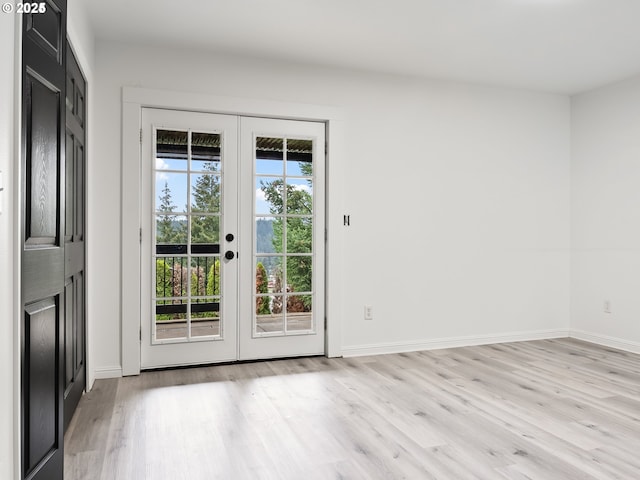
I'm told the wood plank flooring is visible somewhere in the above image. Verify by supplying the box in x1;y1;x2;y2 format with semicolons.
64;339;640;479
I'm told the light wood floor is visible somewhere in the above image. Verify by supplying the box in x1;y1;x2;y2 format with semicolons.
64;338;640;479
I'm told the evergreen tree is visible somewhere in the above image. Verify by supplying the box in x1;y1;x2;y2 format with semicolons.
191;162;221;244
157;181;177;243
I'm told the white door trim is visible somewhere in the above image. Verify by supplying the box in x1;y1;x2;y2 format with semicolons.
121;87;345;375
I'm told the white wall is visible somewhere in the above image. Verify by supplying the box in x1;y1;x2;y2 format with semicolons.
68;0;95;78
91;40;571;372
571;76;640;352
0;10;16;480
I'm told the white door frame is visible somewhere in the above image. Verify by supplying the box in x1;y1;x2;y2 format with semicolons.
121;87;345;375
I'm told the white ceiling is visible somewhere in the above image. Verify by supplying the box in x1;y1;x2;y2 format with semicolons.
85;0;640;95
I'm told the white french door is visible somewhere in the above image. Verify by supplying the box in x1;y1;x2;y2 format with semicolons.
140;108;325;368
140;109;238;367
238;117;326;360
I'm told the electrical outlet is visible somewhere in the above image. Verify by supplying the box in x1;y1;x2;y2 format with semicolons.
364;305;373;320
604;300;611;314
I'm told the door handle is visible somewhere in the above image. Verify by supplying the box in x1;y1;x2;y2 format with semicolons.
225;250;235;260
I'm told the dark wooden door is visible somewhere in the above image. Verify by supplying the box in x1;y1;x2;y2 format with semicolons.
21;1;67;479
63;43;86;431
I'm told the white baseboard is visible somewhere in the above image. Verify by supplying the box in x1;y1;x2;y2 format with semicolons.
87;330;636;379
93;366;123;380
341;329;570;357
570;330;640;355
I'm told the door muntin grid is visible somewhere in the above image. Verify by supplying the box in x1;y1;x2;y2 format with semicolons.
152;128;224;343
253;136;315;337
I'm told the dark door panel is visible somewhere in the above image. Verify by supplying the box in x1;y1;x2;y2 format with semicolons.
23;298;63;477
21;1;67;479
22;249;65;301
23;72;60;246
63;44;86;431
25;1;64;62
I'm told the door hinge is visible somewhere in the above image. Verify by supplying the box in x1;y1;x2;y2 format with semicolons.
139;228;142;243
140;128;143;144
324;228;327;242
140;327;142;342
325;141;328;155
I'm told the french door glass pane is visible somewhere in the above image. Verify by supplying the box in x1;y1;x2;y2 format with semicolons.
156;215;187;247
153;127;224;343
256;296;284;334
286;139;313;176
256;137;284;174
191;297;220;337
253;136;315;337
256;218;282;253
286;218;312;253
286;256;312;293
286;179;313;215
191;173;221;213
191;132;221;172
155;298;188;340
190;257;220;297
256;255;282;292
191;215;220;248
256;218;277;254
157;258;176;297
156;257;188;297
157;129;187;170
256;177;283;214
156;172;187;212
286;294;312;332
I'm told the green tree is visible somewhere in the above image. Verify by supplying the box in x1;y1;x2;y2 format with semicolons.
191;162;221;244
156;259;173;298
156;259;181;321
206;259;221;296
157;181;177;243
260;162;313;311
